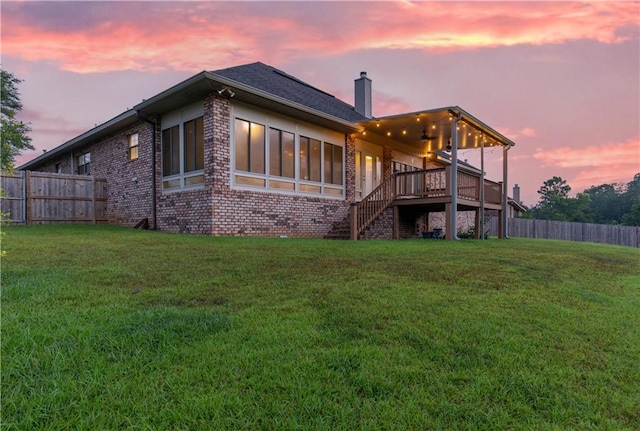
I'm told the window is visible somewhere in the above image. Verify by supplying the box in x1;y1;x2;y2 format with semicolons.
235;119;265;174
77;153;90;175
232;110;344;197
128;133;139;160
161;116;204;190
300;136;321;182
324;143;343;185
269;128;294;178
55;163;62;173
184;117;204;172
162;126;180;176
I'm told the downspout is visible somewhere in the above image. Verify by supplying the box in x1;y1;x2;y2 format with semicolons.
136;111;157;230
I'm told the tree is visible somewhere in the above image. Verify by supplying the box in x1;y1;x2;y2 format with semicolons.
621;174;640;226
538;176;571;205
581;183;625;224
531;174;640;225
531;176;582;221
1;70;34;171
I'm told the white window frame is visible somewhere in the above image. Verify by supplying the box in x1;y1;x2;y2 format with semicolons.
128;133;139;161
161;101;205;192
231;103;345;199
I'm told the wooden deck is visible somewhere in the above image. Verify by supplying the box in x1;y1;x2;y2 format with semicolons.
351;167;503;239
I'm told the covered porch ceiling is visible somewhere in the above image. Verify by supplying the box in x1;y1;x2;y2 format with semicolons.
356;106;516;154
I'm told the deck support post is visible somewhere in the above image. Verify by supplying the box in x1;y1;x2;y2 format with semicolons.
393;205;399;239
447;113;459;240
350;203;358;241
502;144;510;239
480;138;486;240
474;209;481;239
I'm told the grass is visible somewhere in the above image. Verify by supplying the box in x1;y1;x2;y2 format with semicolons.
1;224;639;430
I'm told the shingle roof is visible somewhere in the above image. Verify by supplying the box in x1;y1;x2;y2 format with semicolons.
212;62;368;123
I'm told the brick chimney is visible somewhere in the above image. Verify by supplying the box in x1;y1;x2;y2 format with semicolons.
354;71;372;118
513;184;521;203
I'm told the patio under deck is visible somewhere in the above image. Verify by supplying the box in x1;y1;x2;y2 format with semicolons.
351;167;505;240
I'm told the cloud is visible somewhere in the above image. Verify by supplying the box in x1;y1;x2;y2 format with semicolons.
495;126;537;140
533;137;640;190
2;1;637;73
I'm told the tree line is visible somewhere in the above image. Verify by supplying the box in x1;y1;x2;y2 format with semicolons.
529;175;640;226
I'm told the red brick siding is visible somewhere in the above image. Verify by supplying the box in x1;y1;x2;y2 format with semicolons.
34;122;154;226
28;92;357;237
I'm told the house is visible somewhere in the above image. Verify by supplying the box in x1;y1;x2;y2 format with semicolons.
20;62;516;240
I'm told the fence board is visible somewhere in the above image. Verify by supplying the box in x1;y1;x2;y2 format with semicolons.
0;171;26;223
491;217;639;247
1;171;107;225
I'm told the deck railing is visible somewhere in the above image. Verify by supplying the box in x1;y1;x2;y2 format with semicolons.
351;167;503;238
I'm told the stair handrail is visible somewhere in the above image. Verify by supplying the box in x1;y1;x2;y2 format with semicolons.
352;173;398;237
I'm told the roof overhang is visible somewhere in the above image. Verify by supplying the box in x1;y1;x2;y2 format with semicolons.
20;71;362;170
356;106;516;154
136;71;361;134
19;110;139;170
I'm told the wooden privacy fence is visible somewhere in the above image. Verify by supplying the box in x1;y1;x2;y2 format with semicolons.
1;171;107;225
488;217;639;248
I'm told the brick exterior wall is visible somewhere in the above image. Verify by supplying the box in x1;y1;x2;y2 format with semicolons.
29;93;477;239
207;95;353;237
35;121;155;226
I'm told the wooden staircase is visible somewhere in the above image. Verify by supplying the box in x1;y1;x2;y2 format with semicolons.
350;173;398;239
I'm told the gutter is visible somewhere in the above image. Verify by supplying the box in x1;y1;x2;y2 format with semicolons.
449;106;516;148
136;111;157;230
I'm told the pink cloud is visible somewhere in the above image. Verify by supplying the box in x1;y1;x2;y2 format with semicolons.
495;126;538;140
533;137;640;190
2;2;637;74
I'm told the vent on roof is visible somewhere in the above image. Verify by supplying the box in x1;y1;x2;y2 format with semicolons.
354;71;372;118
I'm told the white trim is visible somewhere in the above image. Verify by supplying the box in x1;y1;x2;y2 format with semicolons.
160;101;205;192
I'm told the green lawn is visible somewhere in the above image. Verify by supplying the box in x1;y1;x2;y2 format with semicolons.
2;225;639;430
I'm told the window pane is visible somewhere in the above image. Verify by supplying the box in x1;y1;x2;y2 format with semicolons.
185;174;205;186
129;133;139;161
324;143;332;184
269;128;281;177
310;138;321;182
184;120;195;172
250;123;265;174
333;145;343;185
162;129;171;175
269;180;295;190
300;184;321;194
163;179;180;189
300;137;309;180
235;175;266;187
171;126;180;175
195;117;204;170
282;131;294;178
235;119;249;172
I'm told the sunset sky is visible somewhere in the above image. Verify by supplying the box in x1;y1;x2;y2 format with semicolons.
2;1;639;206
